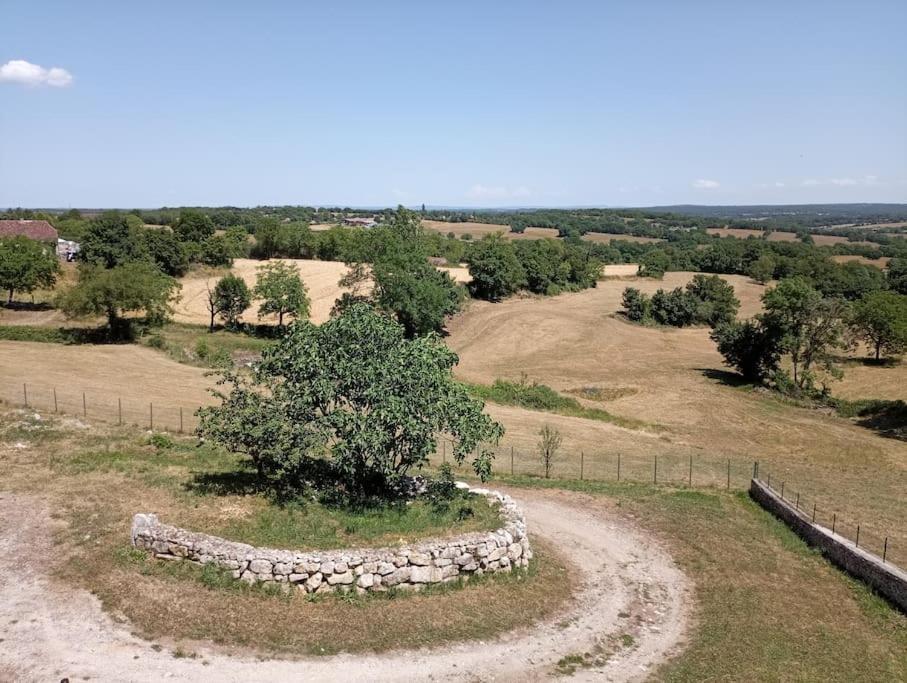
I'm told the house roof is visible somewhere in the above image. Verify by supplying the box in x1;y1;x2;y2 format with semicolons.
0;219;59;242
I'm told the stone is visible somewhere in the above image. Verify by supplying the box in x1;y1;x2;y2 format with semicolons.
288;573;308;583
393;556;408;567
357;573;374;589
304;561;321;574
377;562;396;575
409;552;431;566
433;557;452;567
455;554;474;566
363;561;377;574
475;543;489;558
461;561;478;572
487;546;506;562
327;570;354;585
248;559;273;574
334;562;348;573
273;562;292;575
305;572;323;591
239;570;256;584
383;567;411;587
507;544;523;561
440;564;459;579
410;566;442;583
319;560;335;575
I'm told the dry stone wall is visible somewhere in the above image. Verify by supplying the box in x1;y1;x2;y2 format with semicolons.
131;483;531;594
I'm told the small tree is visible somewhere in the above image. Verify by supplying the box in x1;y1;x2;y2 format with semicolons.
537;425;562;479
212;274;251;329
711;319;783;383
621;287;650;322
0;236;60;304
173;209;215;243
254;261;310;327
849;290;907;361
60;262;179;339
78;211;147;268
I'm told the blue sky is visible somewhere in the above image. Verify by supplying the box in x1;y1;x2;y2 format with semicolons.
1;1;905;208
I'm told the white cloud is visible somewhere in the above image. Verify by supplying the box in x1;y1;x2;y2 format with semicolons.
830;177;857;186
466;184;531;201
0;59;73;87
802;178;821;186
775;181;786;188
692;179;719;189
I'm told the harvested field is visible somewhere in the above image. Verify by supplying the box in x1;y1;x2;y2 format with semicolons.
507;227;560;241
174;258;363;326
830;254;890;268
707;227;799;242
422;220;508;238
601;264;639;277
309;222;339;231
582;232;663;244
438;265;471;284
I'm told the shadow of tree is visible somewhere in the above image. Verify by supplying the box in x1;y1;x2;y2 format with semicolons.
697;367;751;388
852;401;907;442
185;467;266;497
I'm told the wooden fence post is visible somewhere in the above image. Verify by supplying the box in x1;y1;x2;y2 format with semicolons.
580;450;584;481
82;392;87;418
179;407;184;434
726;459;731;490
688;455;693;487
617;452;621;481
23;383;28;408
510;446;514;476
653;454;658;484
53;387;58;413
149;402;153;430
118;398;122;425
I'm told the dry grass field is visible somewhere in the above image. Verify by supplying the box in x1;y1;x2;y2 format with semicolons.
507;227;560;241
582;232;664;244
422;220;509;238
174;258;363;325
831;254;890;268
601;264;640;277
706;227;799;242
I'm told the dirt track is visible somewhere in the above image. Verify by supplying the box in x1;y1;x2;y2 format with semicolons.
0;489;689;682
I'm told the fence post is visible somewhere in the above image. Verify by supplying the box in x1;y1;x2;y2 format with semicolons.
832;513;836;534
753;461;759;479
580;450;584;481
795;492;799;510
780;481;785;499
118;398;122;425
883;537;888;563
812;503;816;523
179;407;184;434
53;387;58;414
82;392;87;418
510;445;514;476
688;455;693;487
767;472;771;488
653;454;658;484
442;440;446;464
617;452;621;482
856;524;860;548
149;402;153;430
726;459;730;490
23;383;28;408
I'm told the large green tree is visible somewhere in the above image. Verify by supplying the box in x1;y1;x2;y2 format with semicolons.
60;262;179;338
173;209;216;243
467;234;526;301
761;277;847;390
0;236;60;304
197;303;504;500
79;212;148;268
254;261;310;326
849;290;907;361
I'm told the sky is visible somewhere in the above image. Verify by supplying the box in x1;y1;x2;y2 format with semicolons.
1;0;906;209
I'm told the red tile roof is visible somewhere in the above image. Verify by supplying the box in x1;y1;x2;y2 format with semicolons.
0;219;59;242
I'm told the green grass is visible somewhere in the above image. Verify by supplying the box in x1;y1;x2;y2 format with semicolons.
142;322;274;368
465;378;654;430
484;474;907;682
0;324;82;343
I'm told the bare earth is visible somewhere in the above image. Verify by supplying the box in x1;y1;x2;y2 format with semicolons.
0;489;689;683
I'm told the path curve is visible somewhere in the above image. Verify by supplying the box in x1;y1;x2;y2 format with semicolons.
0;488;690;682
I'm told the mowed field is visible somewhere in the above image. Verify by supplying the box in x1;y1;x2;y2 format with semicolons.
831;254;890;268
582;232;663;244
174;258;362;325
706;227;875;247
422;220;508;238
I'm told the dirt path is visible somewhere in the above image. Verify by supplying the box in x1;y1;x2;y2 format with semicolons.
0;488;689;682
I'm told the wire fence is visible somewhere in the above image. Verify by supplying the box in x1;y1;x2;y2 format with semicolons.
3;378;903;569
757;468;905;570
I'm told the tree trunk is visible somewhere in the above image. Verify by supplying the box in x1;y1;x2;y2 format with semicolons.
7;287;13;304
876;340;882;361
209;309;215;333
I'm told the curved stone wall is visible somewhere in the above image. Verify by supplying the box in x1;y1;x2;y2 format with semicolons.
131;483;532;593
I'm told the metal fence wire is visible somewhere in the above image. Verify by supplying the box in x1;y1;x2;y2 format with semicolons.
2;378;903;569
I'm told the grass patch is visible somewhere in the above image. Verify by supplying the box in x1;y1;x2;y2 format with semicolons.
465;377;653;430
565;385;638;402
489;475;907;682
141;323;274;368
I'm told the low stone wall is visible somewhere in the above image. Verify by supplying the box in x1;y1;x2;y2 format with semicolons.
131;483;532;594
750;478;907;613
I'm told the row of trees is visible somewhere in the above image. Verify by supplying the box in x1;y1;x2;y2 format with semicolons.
713;278;907;393
621;275;740;328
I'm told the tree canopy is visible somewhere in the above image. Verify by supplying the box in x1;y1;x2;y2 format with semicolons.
197;303;504;502
254;261;310;326
849;290;907;361
0;236;59;304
